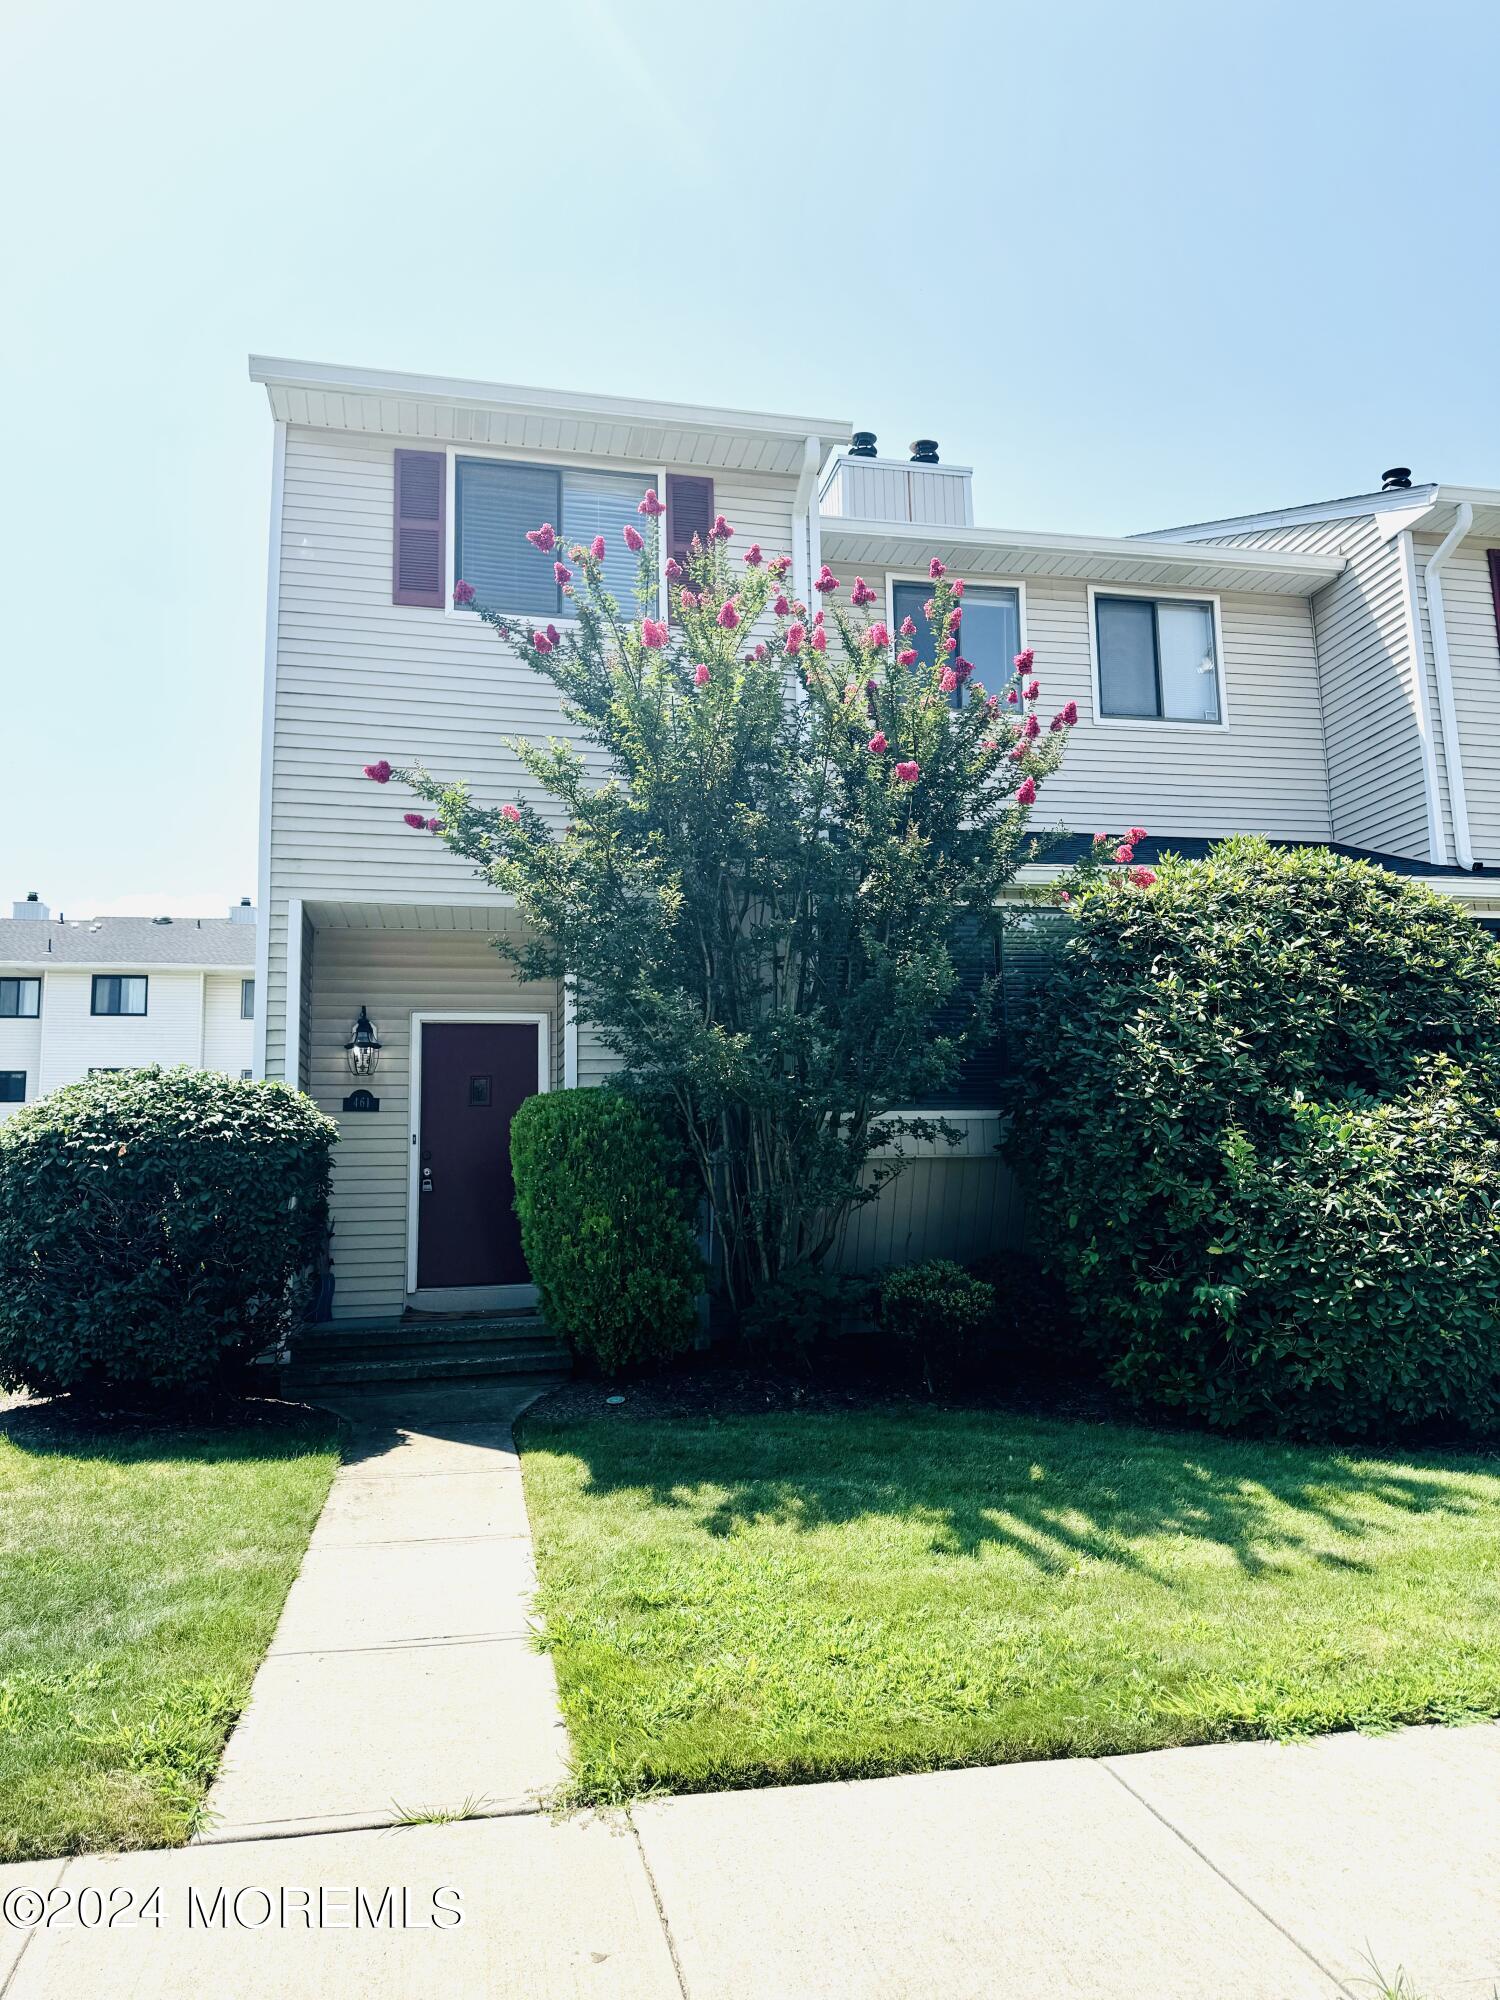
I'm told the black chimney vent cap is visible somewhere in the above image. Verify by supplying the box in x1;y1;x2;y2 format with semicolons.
849;430;878;458
909;439;940;464
1381;466;1413;491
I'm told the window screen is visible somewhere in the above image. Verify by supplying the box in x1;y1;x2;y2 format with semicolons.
455;459;651;618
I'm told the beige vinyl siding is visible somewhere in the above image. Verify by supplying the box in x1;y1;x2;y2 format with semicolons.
263;429;802;1085
202;972;254;1076
306;928;560;1322
1204;519;1434;859
1412;535;1500;865
851;566;1329;839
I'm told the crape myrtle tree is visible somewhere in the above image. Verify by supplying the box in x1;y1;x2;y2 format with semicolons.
363;491;1146;1315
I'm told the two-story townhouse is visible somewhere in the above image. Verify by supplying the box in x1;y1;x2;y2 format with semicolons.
0;894;257;1116
258;361;1446;1324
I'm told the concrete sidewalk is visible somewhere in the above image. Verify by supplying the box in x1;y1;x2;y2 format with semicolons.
6;1723;1500;1997
197;1377;570;1842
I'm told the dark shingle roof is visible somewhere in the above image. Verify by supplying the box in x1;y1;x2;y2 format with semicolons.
0;917;256;968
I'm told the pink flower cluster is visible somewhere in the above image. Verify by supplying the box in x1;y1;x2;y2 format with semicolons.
624;524;644;553
531;622;560;655
710;514;733;542
641;618;668;649
402;812;443;832
814;564;840;595
693;663;711;687
638;489;666;517
717;600;740;630
867;621;890;649
851;577;877;607
591;535;607;561
501;803;521;824
363;758;392;784
744;544;763;567
525;524;557;553
1016;777;1036;806
868;731;887;755
453;580;476;608
895;760;920;783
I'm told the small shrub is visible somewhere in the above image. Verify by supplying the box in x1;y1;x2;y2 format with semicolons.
0;1067;336;1400
510;1088;703;1374
880;1258;996;1393
1012;838;1500;1436
739;1265;874;1368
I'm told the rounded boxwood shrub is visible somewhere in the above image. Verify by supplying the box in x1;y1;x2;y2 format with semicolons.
879;1258;995;1392
1011;838;1500;1437
510;1088;704;1374
0;1066;337;1400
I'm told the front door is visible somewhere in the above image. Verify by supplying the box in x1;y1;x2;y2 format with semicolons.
416;1021;539;1290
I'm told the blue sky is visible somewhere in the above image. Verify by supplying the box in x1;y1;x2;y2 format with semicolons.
3;0;1497;916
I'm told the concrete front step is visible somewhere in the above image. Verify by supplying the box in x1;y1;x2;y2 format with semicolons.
284;1344;568;1389
292;1314;548;1356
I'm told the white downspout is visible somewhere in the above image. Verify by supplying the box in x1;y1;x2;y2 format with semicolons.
791;434;821;606
1424;502;1475;869
1395;529;1449;867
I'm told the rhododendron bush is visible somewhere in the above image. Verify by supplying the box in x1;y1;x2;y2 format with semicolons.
366;495;1133;1311
1010;839;1500;1437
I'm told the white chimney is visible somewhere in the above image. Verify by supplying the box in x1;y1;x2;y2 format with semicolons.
12;892;49;921
819;434;974;530
228;897;255;924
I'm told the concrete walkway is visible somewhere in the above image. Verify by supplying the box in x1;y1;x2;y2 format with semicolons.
198;1377;571;1842
6;1724;1500;1997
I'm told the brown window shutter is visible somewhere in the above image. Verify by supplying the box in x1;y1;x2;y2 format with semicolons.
665;473;714;570
393;449;446;606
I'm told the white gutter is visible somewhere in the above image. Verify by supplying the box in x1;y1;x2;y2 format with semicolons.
791;433;821;606
1395;530;1450;866
1423;501;1475;870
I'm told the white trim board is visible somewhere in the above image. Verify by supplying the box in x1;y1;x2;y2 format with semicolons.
404;1009;550;1302
252;419;287;1080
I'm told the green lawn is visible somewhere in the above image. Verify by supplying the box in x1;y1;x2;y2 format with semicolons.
520;1398;1500;1802
0;1402;338;1860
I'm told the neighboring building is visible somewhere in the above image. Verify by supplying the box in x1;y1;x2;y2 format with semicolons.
0;894;258;1117
249;357;1500;1320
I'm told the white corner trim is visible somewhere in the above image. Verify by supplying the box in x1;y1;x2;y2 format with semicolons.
1084;583;1230;731
404;1011;551;1295
1423;502;1476;870
284;899;304;1090
252;419;286;1080
792;435;821;608
1395;529;1450;867
563;979;578;1088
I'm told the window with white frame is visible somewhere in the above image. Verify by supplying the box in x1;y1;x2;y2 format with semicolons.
91;975;147;1016
1096;593;1222;723
0;978;40;1018
453;458;649;618
241;977;255;1020
890;581;1021;706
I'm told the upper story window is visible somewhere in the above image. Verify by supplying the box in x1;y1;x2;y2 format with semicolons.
454;459;648;618
0;978;40;1018
890;582;1021;707
92;975;147;1017
241;978;255;1020
1096;593;1222;724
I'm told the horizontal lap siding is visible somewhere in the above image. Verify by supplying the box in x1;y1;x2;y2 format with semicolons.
202;973;253;1076
1413;536;1500;865
1206;520;1433;859
850;565;1329;839
307;929;560;1322
0;1013;42;1116
37;970;203;1092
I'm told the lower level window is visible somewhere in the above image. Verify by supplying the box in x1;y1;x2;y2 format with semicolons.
1096;593;1221;722
92;975;147;1016
891;581;1021;706
0;1072;24;1102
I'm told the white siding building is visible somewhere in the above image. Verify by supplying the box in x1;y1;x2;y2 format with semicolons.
0;896;257;1117
250;362;1500;1321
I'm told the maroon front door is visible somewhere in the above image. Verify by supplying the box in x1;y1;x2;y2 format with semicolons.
416;1021;539;1289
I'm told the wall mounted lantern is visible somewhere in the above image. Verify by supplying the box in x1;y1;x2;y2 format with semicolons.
343;1006;383;1077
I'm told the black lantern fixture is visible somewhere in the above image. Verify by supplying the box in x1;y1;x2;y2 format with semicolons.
343;1006;383;1077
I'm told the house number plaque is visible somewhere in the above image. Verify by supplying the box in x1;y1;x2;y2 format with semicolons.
342;1088;380;1112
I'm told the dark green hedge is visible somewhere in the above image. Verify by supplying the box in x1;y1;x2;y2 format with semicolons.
511;1088;703;1373
0;1067;337;1399
1010;839;1500;1436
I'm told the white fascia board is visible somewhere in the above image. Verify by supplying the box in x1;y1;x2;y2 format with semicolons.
1139;487;1441;542
248;356;850;456
819;517;1341;591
